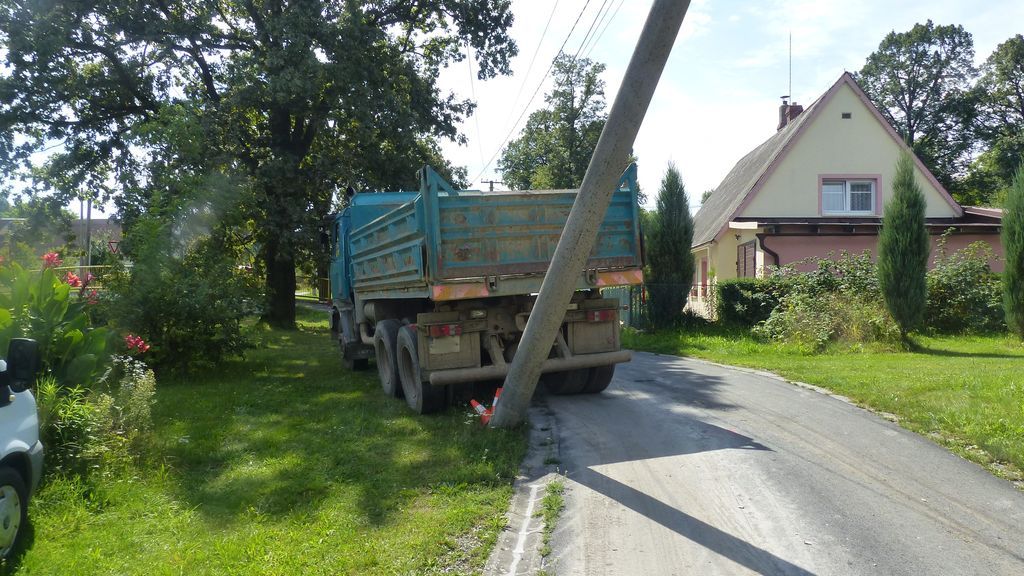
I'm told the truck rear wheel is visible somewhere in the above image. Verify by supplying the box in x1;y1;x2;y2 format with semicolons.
542;369;589;395
397;325;445;414
582;365;615;394
374;320;403;398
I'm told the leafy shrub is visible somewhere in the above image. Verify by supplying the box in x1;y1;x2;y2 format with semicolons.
0;258;111;387
926;239;1005;333
94;355;157;455
34;356;156;476
752;251;898;351
753;292;900;353
765;250;880;297
105;224;262;373
716;278;787;326
35;378;97;475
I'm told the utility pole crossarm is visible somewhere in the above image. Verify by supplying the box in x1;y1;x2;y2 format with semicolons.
490;0;691;428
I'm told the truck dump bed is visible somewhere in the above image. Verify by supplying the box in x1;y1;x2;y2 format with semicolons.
346;165;644;301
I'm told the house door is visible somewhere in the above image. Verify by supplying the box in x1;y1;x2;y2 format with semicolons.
737;241;756;278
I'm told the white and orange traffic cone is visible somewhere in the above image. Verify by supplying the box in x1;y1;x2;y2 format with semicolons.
470;399;492;425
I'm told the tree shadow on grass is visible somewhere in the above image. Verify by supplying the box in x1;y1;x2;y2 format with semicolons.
907;341;1024;360
153;324;525;530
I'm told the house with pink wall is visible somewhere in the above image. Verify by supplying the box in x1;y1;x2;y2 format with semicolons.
690;72;1003;312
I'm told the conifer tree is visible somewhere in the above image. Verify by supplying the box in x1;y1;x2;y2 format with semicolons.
1002;164;1024;338
878;151;931;338
647;164;695;329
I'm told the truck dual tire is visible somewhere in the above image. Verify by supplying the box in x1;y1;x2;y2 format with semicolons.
396;325;446;414
582;365;615;394
543;369;590;395
374;320;403;398
543;365;616;395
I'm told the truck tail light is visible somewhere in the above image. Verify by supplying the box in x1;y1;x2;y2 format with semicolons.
429;324;463;337
587;310;616;322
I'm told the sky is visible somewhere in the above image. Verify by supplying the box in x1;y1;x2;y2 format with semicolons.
435;0;1024;209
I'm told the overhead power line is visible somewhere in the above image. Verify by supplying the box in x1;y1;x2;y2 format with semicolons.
504;0;561;125
571;0;611;62
582;0;625;61
471;0;594;187
466;42;485;167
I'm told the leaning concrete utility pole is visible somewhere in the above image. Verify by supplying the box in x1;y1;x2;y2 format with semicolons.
490;0;691;428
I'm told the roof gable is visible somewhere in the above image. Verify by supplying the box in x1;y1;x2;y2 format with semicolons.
692;73;962;247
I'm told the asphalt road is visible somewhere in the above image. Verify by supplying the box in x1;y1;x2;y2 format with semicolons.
538;352;1024;575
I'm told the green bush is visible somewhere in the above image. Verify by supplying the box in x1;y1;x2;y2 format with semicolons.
715;278;786;326
105;224;262;373
753;292;901;353
0;257;111;387
35;378;96;475
751;251;898;351
926;239;1005;333
767;250;880;297
35;356;156;477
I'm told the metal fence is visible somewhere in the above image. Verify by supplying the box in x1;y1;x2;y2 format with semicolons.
296;276;331;302
604;283;698;330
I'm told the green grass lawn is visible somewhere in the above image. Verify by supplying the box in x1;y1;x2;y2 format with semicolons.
624;327;1024;484
15;308;526;575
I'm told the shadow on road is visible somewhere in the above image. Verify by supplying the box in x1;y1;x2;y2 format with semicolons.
574;466;816;576
545;353;818;575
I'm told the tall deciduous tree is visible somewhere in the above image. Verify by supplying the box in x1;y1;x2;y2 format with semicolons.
1003;165;1024;339
0;0;515;328
856;21;978;198
976;35;1024;199
499;54;607;190
878;152;930;338
646;164;695;330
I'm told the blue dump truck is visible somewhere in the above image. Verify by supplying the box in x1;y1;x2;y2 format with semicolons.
327;165;644;413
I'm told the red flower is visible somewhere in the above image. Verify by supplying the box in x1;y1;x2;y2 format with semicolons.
42;252;62;268
124;334;150;354
86;289;100;305
64;271;82;287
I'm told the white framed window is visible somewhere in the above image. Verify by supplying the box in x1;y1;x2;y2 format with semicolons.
821;179;876;214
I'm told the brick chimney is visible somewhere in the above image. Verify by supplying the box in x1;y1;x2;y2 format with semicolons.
777;100;804;131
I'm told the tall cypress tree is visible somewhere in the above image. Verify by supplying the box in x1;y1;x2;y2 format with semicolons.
878;151;931;338
647;164;695;329
1003;164;1024;338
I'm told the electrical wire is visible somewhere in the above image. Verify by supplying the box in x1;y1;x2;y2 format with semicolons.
504;0;561;126
571;0;611;62
471;0;594;187
582;0;624;61
466;42;485;167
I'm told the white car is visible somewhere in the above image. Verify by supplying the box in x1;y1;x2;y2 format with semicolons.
0;339;43;561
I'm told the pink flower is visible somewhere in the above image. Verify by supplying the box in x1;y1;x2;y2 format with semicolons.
42;252;62;268
124;334;150;354
86;289;99;305
84;272;95;286
64;271;82;287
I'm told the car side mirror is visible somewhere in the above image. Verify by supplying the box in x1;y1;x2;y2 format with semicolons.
6;338;39;393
